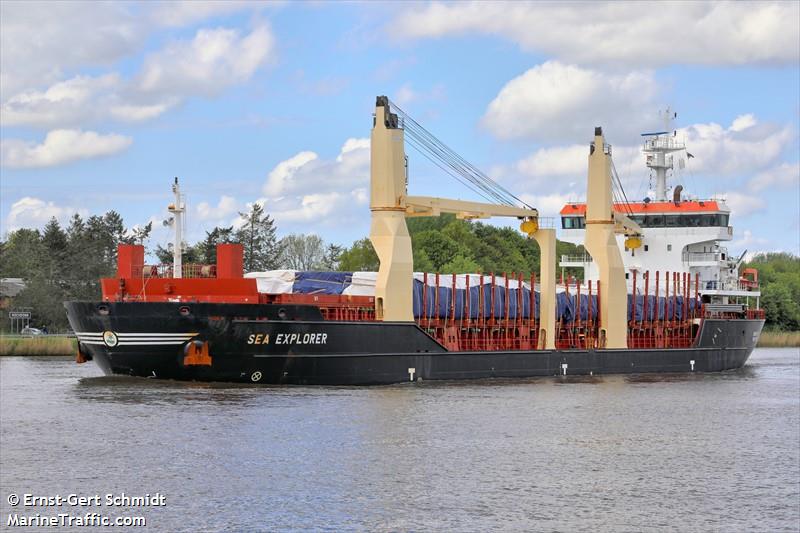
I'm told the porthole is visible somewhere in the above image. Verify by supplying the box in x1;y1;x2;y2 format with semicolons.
277;308;288;320
179;306;191;316
97;305;109;316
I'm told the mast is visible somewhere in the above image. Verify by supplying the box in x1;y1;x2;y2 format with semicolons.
168;177;185;278
642;107;685;201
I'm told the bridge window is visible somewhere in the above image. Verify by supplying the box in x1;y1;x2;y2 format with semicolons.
632;213;728;228
560;211;727;229
561;216;585;229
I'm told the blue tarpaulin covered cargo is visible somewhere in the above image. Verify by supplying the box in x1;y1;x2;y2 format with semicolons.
274;271;700;321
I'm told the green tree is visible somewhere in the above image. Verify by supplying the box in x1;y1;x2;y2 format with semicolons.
761;284;800;330
235;203;279;271
413;230;467;270
746;253;800;330
196;226;234;264
0;229;43;277
279;234;326;270
339;238;379;271
441;254;481;274
13;275;68;330
154;243;201;265
122;222;153;246
413;247;434;272
322;243;344;270
42;218;68;259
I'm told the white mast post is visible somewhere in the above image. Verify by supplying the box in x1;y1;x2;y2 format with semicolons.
169;177;185;278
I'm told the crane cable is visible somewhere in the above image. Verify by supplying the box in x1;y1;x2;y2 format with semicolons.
611;159;635;217
387;99;534;210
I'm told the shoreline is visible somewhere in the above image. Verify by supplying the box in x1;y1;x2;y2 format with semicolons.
0;336;76;356
757;330;800;348
1;330;798;356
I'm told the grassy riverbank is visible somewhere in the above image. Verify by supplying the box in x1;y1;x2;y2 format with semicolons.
0;336;76;356
758;330;800;348
0;331;797;356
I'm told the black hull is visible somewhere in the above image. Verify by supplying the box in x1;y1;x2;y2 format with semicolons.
65;302;764;385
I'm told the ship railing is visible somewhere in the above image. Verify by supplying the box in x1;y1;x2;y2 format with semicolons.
702;279;760;292
561;254;593;264
739;279;759;290
138;264;217;279
702;303;748;319
537;217;556;229
643;137;685;151
683;252;724;264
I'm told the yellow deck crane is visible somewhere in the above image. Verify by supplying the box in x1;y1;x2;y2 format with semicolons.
368;96;558;349
584;127;643;348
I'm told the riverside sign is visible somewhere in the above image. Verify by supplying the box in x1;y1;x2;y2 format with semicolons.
8;310;32;333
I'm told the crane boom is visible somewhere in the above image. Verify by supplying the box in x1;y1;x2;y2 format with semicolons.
403;195;538;220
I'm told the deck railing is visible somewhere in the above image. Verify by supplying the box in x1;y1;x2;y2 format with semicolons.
138;264;217;279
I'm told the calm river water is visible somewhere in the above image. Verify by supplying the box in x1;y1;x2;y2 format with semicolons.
1;348;798;532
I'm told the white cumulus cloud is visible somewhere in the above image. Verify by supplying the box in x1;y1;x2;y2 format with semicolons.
5;196;87;231
731;229;771;252
264;138;370;198
747;162;800;193
393;1;799;67
0;2;140;96
680;115;794;176
195;195;240;222
498;142;642;201
482;61;658;142
264;151;320;197
722;191;767;217
1;130;132;168
260;138;372;231
516;145;588;178
0;74;171;128
2;24;276;130
505;113;794;196
0;1;264;97
518;193;576;219
147;1;259;28
138;25;274;97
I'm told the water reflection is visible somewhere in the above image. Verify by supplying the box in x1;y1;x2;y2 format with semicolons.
73;375;266;405
1;350;797;532
625;365;758;383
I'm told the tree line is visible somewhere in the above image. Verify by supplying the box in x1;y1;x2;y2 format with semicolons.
1;206;797;332
743;253;800;331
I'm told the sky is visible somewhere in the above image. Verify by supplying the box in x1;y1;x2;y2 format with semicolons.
1;1;798;259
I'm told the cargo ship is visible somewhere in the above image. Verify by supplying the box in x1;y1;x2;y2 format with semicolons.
64;97;764;385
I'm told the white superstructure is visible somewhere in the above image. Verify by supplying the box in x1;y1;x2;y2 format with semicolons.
559;112;760;306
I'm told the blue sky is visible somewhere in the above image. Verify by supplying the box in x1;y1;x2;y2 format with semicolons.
1;1;798;258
